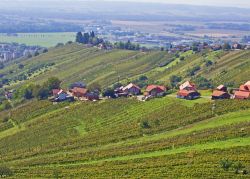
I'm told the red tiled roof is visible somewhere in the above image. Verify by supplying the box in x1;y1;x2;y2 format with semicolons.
212;90;227;97
234;91;250;99
72;87;88;95
177;90;197;97
239;85;250;92
123;83;141;91
146;85;166;92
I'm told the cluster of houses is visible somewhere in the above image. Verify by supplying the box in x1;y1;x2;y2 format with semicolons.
48;80;250;103
49;82;99;102
0;43;44;62
168;42;250;54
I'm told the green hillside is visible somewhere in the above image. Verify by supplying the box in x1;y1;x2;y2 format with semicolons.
0;97;250;178
0;44;250;178
1;43;250;90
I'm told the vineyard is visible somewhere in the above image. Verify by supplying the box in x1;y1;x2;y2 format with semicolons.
0;44;249;178
0;96;249;178
1;43;250;91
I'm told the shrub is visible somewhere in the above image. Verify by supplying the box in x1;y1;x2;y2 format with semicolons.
141;120;150;129
0;166;13;177
220;159;233;171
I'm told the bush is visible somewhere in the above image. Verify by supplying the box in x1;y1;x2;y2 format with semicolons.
220;159;233;171
141;120;150;129
0;166;13;177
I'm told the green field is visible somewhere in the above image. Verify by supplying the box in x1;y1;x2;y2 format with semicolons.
0;44;250;178
0;32;75;47
0;97;250;178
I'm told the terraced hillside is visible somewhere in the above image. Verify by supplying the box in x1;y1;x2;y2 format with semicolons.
0;97;250;178
1;43;250;90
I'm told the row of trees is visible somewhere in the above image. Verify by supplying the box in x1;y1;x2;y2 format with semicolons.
75;32;141;51
76;31;103;45
14;77;61;100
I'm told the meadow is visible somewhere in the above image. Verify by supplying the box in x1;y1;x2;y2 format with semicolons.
0;32;75;47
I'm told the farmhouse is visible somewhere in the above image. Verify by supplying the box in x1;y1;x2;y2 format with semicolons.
211;85;231;100
70;87;88;98
144;85;166;97
122;83;141;96
212;90;231;100
51;89;74;102
179;81;197;91
234;81;250;100
177;90;201;100
177;81;200;100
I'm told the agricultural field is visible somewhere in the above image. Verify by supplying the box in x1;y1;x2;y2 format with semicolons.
0;33;75;47
0;97;250;178
0;43;249;178
1;43;249;91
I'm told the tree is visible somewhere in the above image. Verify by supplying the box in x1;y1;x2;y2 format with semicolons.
170;75;182;88
18;64;24;69
0;166;13;177
88;82;101;93
220;159;233;171
90;31;95;38
103;88;115;98
83;33;90;44
3;101;12;110
36;86;50;100
23;88;33;99
76;32;84;43
34;51;40;56
45;77;61;91
180;56;185;61
0;63;4;69
222;43;231;50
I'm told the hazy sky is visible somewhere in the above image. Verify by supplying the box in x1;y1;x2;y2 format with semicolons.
106;0;250;8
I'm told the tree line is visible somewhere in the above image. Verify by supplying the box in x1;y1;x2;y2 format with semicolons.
75;31;141;51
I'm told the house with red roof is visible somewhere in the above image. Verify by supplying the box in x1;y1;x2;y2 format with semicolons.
70;87;88;98
212;90;231;100
144;85;167;97
234;81;250;100
177;90;200;100
122;83;141;96
177;81;200;100
211;85;231;100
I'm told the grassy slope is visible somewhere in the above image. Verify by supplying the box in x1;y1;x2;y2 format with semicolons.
2;44;249;91
0;97;249;178
0;45;250;178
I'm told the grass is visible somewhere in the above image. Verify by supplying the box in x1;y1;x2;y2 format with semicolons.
0;32;75;47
